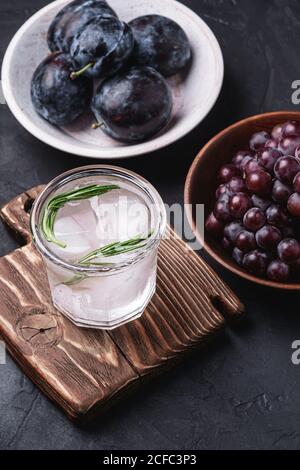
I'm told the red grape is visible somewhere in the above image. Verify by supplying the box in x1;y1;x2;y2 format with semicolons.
274;156;300;185
222;237;233;252
244;159;261;175
282;120;300;137
214;198;232;223
232;247;244;266
257;148;281;173
267;260;290;282
246;169;272;195
243;250;268;276
232;150;253;169
206;120;300;282
279;136;300;155
236;230;257;253
227;177;247;194
205;212;224;238
243;207;266;232
277;238;300;264
272;179;293;203
265;204;289;228
250;131;270;151
271;123;284;141
251;195;272;211
218;164;239;184
264;139;279;150
295;145;300;161
216;184;230;199
224;221;243;243
287;193;300;218
293;172;300;193
240;155;254;173
256;225;282;251
229;193;252;218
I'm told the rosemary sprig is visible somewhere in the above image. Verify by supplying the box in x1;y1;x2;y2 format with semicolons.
41;184;119;248
63;234;152;286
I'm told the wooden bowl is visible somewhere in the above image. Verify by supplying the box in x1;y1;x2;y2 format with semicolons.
184;111;300;290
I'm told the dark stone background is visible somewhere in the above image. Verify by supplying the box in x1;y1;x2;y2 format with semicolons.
1;0;300;451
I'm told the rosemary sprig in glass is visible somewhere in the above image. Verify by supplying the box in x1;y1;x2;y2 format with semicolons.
63;234;152;286
41;184;119;248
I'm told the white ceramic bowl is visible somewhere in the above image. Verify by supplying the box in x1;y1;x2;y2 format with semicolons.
2;0;224;159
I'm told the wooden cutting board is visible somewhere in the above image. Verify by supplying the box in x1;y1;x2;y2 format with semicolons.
0;186;244;422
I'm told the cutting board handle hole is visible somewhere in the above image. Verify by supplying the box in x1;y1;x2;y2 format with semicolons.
24;197;34;214
210;294;239;321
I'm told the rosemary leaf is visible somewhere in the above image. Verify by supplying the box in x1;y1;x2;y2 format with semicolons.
41;184;119;248
62;234;152;286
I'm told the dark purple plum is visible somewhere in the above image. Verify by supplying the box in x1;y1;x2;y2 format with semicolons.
70;16;134;79
47;0;117;53
129;15;191;77
92;66;173;143
31;53;93;126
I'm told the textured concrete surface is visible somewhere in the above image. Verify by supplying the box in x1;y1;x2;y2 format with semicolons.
1;0;300;450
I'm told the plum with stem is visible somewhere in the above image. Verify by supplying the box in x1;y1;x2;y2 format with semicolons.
92;66;173;143
31;53;93;126
70;16;134;79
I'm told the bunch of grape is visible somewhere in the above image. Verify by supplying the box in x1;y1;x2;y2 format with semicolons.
205;120;300;283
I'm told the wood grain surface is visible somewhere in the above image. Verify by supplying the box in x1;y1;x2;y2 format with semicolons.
0;187;244;422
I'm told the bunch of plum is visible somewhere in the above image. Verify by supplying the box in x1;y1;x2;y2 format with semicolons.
31;0;192;143
206;120;300;283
